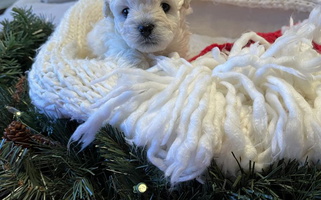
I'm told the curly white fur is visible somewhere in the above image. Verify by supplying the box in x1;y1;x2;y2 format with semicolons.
87;0;191;69
28;0;321;184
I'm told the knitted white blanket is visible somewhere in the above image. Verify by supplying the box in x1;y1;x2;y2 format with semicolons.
28;0;321;183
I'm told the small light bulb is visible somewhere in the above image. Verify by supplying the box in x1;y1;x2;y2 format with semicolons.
5;106;22;117
133;182;147;194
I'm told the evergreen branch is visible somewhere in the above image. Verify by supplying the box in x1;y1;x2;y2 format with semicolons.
2;82;321;199
1;7;321;200
0;86;15;131
0;7;54;86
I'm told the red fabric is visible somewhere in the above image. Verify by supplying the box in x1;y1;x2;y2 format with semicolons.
256;30;282;43
188;30;321;62
313;42;321;53
188;42;234;62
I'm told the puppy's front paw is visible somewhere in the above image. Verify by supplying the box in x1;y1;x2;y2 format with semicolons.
135;58;150;69
119;51;151;69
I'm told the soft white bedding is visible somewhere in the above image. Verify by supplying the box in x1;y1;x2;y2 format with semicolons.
3;0;320;184
27;0;321;183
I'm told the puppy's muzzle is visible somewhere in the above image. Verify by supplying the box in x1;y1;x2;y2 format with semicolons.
138;23;155;38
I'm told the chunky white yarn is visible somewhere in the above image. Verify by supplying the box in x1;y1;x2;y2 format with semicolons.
28;0;321;184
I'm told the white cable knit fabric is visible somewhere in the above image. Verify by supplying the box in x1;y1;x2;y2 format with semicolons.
211;0;321;12
28;0;321;183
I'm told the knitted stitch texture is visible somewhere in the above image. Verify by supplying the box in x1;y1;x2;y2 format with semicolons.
28;0;321;183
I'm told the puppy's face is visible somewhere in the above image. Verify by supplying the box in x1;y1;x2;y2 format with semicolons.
105;0;189;53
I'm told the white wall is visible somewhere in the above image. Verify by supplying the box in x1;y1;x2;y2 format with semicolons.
188;1;310;38
0;0;18;10
0;0;312;39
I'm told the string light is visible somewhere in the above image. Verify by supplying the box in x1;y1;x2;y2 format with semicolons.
133;182;147;194
5;106;22;117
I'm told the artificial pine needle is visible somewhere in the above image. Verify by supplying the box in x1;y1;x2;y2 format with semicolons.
1;7;321;200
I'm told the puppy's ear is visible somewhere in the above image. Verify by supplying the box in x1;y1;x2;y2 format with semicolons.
103;0;113;18
178;0;191;9
178;0;192;15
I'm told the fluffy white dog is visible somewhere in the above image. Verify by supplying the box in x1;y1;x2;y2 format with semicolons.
87;0;191;69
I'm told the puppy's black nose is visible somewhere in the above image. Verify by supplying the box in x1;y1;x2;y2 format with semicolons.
138;24;155;38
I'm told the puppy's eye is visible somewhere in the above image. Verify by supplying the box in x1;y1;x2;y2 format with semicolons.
122;8;129;18
161;3;170;13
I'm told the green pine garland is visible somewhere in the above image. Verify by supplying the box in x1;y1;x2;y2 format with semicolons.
1;7;321;200
0;7;54;85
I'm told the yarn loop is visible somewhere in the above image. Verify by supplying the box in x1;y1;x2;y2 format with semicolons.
28;0;321;183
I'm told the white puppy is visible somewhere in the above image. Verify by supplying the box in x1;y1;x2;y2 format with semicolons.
87;0;191;69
